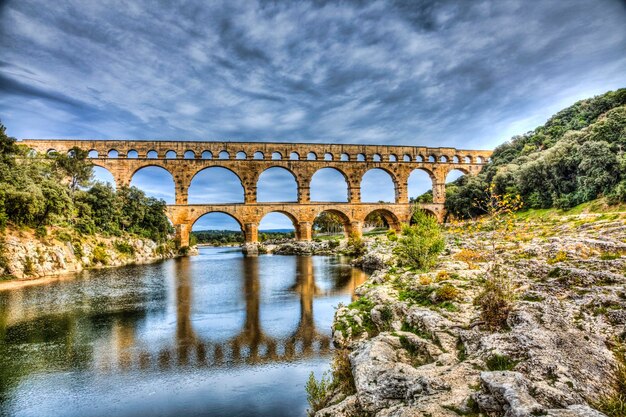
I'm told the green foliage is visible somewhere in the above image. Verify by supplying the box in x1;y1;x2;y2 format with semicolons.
73;242;84;258
398;285;435;305
394;209;444;270
52;146;93;192
474;265;516;330
334;297;377;338
191;230;244;245
445;89;626;217
305;371;333;416
594;342;626;417
327;239;340;249
23;256;35;276
313;211;344;234
547;251;567;264
386;228;397;241
600;252;621;260
410;189;433;204
55;230;72;242
305;349;357;416
0;121;173;244
331;349;356;395
0;238;8;272
485;354;519;371
34;226;47;238
345;232;366;257
114;241;135;255
91;245;108;265
434;283;460;302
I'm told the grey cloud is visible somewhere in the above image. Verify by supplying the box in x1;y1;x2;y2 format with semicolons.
0;0;624;150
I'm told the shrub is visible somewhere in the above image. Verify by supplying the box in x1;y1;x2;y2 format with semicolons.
486;354;519;371
305;371;333;416
401;321;433;340
454;249;485;269
435;283;460;302
394;210;444;270
474;265;516;330
23;256;35;276
92;245;108;265
600;252;621;260
334;297;377;338
327;239;340;249
331;349;355;395
594;343;626;417
114;240;135;255
305;349;356;416
55;230;72;242
436;270;450;282
547;250;567;264
34;226;47;238
345;232;366;257
0;238;8;273
73;242;84;258
419;275;433;285
386;229;398;241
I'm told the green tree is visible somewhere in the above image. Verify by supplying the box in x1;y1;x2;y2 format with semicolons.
52;146;93;192
0;122;18;165
394;209;445;270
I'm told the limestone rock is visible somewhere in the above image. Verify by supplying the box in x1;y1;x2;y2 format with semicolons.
474;371;544;417
350;334;443;413
314;395;360;417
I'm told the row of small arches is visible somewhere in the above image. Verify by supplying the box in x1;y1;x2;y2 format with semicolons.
48;148;487;164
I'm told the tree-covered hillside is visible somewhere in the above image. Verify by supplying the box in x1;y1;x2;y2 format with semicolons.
446;88;626;219
0;122;173;242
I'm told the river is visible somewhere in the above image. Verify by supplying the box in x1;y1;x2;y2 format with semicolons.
0;247;366;417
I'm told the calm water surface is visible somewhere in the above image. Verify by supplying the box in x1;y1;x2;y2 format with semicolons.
0;247;366;417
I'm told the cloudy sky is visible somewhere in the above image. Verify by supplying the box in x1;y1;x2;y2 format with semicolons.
1;0;625;230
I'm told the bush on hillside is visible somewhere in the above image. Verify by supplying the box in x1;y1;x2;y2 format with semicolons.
394;209;444;270
474;264;516;330
0;121;174;242
443;89;626;218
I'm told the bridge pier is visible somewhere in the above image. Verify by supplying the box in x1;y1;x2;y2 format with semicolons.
175;188;188;205
244;223;258;243
296;222;312;241
349;221;363;238
432;181;446;204
298;186;310;203
348;187;361;203
395;183;409;204
175;223;191;248
245;188;257;204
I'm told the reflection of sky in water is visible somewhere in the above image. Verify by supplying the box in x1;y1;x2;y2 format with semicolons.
0;248;366;417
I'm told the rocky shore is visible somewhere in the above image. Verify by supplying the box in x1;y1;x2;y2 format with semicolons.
0;227;183;286
315;214;626;417
242;238;345;256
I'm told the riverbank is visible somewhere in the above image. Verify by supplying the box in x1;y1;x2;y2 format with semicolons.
313;213;626;417
242;239;345;256
0;226;183;290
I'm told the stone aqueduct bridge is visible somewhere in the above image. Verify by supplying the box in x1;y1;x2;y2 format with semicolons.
21;139;492;246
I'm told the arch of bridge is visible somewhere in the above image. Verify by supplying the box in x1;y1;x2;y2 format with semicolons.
20;139;490;245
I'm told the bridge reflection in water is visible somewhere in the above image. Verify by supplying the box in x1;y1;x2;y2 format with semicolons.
94;252;366;372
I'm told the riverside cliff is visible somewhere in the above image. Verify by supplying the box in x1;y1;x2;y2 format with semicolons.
313;212;626;417
0;226;179;283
